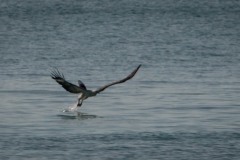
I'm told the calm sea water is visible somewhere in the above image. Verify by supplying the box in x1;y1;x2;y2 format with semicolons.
0;0;240;159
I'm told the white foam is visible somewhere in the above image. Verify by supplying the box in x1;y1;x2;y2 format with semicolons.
62;102;78;112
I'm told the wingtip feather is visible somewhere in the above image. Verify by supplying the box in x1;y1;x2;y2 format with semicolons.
50;68;65;80
137;64;141;70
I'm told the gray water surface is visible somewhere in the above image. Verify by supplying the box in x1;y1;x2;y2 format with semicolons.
0;0;240;159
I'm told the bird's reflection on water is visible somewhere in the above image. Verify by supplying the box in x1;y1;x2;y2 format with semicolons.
57;112;99;120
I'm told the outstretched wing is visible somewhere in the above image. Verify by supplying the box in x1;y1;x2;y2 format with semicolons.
51;68;86;94
94;64;141;94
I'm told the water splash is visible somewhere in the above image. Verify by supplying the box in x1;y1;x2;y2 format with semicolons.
62;102;79;112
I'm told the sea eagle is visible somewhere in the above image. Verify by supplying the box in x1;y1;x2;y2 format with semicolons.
51;65;141;108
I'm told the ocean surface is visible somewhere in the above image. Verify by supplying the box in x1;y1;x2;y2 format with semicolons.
0;0;240;159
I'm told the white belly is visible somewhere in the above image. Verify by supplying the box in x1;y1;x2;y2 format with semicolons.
78;90;96;100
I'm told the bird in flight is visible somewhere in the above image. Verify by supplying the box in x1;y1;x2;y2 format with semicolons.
51;65;141;109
